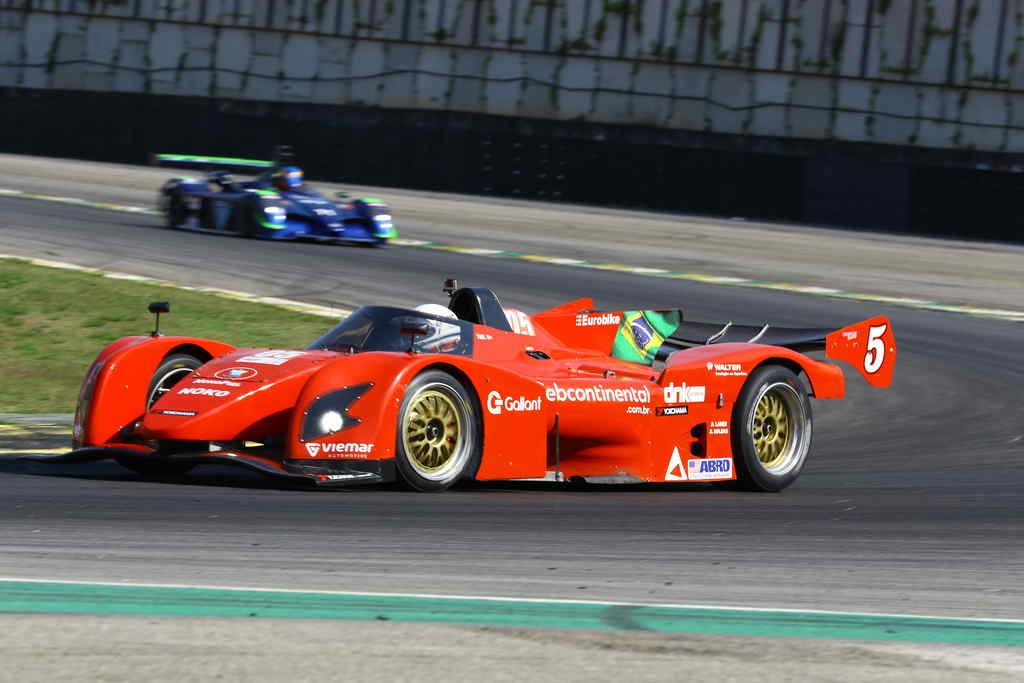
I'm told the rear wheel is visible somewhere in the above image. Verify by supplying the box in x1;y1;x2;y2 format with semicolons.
731;365;812;492
165;193;186;228
395;370;480;492
116;354;204;476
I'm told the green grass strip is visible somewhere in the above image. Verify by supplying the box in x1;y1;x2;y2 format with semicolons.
0;581;1021;645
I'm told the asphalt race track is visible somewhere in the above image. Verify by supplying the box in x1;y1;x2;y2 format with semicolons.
0;158;1022;680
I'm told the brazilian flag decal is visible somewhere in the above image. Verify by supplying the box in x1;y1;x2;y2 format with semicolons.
612;310;683;365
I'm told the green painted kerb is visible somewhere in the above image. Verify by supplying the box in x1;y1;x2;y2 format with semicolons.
1;581;1021;646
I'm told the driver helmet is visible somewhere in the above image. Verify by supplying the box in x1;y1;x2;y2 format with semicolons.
414;304;457;320
274;166;304;191
412;304;459;352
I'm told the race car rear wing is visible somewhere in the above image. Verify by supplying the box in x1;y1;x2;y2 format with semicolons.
664;316;895;387
151;153;275;172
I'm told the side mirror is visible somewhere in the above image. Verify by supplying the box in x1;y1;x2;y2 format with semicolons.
335;191;350;199
399;319;431;337
148;301;170;336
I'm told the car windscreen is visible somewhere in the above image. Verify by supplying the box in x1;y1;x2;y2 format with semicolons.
305;306;473;356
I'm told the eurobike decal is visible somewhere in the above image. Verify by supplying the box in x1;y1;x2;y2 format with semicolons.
574;312;621;327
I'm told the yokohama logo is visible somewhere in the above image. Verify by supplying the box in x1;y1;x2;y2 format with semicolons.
304;442;375;457
574;312;621;327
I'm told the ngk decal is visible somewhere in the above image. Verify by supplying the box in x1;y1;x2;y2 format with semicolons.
177;387;230;397
486;391;542;415
304;442;375;458
662;382;706;404
504;308;535;336
236;350;307;366
544;383;651;404
574;312;621;327
706;362;747;377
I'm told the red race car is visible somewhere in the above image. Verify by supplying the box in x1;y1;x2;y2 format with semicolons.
32;281;896;492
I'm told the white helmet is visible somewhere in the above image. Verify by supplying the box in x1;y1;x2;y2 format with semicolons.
414;303;457;319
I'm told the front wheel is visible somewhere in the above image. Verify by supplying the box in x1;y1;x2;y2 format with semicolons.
117;353;205;476
165;193;186;228
395;370;481;492
731;365;812;492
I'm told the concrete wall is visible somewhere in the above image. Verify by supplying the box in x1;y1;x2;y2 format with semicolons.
2;0;1024;156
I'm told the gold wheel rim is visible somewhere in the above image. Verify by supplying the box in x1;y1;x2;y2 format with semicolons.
402;389;464;473
753;388;793;468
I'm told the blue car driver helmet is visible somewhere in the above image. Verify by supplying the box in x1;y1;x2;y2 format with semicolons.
274;166;304;191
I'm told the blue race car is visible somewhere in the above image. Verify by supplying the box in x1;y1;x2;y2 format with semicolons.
155;148;397;246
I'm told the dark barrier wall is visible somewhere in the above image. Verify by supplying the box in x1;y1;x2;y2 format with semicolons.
2;86;1020;242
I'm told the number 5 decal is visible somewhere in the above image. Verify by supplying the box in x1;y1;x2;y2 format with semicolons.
864;324;887;374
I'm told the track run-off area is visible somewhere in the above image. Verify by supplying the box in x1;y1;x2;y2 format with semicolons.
0;155;1022;680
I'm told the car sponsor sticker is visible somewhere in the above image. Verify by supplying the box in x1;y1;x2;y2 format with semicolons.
305;442;375;458
236;350;307;366
192;378;241;387
664;447;687;481
154;409;197;416
544;382;651;404
486;391;542;415
177;387;230;397
709;420;729;435
214;367;258;380
625;405;650;415
687;457;733;480
574;312;621;327
662;382;706;404
656;405;689;416
706;362;747;377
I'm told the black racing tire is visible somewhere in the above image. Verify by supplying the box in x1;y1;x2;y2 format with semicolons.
165;193;186;229
146;353;203;411
395;370;481;492
730;364;813;492
232;203;257;238
115;353;206;476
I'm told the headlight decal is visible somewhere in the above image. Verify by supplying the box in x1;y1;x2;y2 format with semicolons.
300;382;373;442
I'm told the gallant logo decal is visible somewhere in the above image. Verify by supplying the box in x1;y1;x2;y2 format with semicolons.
486;391;542;415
